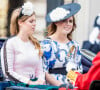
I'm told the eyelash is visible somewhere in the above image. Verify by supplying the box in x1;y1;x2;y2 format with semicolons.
69;20;73;23
30;20;36;23
62;19;73;23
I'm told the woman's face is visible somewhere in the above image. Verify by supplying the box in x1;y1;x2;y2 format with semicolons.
55;16;73;35
19;14;36;35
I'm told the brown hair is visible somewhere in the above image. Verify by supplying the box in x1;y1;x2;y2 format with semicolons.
10;9;42;56
47;16;76;41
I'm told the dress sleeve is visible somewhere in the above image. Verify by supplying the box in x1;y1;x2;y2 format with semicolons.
35;58;45;81
40;40;52;72
1;40;30;84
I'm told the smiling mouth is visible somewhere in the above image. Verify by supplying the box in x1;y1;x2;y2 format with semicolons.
32;28;35;31
32;26;35;29
64;27;70;31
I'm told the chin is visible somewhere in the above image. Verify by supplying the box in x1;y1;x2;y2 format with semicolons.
62;31;70;35
32;30;35;33
29;32;34;35
31;32;34;35
65;29;72;33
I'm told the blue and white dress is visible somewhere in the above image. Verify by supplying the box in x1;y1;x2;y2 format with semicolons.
41;38;83;84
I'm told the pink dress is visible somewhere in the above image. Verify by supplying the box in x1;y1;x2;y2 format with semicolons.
1;36;45;84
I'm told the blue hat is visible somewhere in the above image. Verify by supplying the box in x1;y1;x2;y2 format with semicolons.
46;3;81;23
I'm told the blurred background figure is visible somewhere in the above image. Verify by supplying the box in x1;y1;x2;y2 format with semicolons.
82;13;100;54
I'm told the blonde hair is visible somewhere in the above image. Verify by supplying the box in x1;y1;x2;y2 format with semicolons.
47;16;76;40
10;8;20;36
10;8;42;56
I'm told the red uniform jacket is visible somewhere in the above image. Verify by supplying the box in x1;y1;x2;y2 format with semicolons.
74;52;100;90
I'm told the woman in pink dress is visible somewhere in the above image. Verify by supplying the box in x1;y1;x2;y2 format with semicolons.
1;1;45;87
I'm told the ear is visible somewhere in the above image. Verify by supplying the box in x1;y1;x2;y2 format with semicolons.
18;20;23;26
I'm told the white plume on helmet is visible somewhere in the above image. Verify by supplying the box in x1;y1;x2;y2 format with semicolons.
89;27;99;44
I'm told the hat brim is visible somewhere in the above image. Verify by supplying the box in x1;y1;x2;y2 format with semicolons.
46;3;81;23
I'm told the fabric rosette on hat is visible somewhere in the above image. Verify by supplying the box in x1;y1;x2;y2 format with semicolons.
46;3;81;23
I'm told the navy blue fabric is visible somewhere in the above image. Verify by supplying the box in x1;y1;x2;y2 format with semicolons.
0;68;4;81
81;55;92;73
82;65;90;74
0;38;6;49
81;55;92;67
82;41;92;50
0;81;10;90
82;40;100;54
0;38;6;81
6;86;45;90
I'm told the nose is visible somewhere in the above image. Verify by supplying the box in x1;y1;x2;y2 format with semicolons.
32;22;36;26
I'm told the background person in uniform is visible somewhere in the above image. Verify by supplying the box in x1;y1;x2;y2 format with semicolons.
82;13;100;54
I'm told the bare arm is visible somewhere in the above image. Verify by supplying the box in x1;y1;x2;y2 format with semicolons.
45;72;62;86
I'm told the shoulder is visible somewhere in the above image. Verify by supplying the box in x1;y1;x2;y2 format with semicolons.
69;41;81;55
69;40;80;47
7;36;16;43
40;38;52;52
6;36;17;47
40;38;51;45
1;36;18;51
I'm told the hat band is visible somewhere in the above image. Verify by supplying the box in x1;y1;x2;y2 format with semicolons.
18;9;23;18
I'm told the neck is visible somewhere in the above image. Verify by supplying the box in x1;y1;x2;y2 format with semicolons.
17;31;29;42
50;31;69;43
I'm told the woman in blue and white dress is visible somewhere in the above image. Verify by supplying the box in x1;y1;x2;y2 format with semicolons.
41;3;83;86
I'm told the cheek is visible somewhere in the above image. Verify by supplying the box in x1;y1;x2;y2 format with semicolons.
71;25;73;29
69;24;73;29
24;22;31;27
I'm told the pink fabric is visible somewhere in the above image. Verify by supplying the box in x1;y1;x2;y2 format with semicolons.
1;36;45;84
